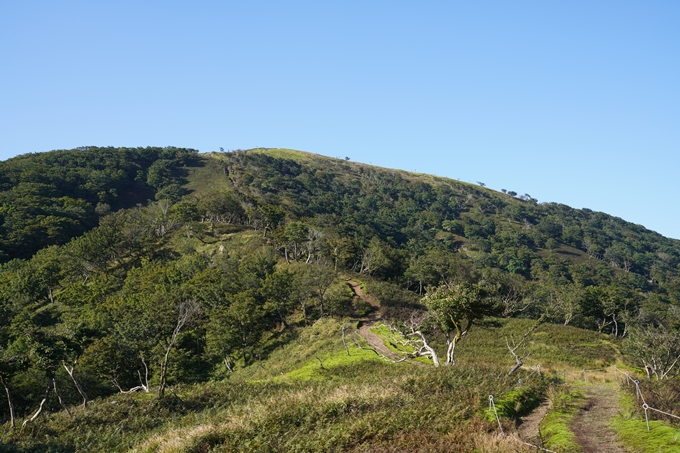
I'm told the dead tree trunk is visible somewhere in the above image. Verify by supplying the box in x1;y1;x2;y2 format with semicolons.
0;375;15;430
63;361;89;408
140;357;150;391
52;378;71;417
445;331;466;366
414;330;440;367
507;336;527;375
158;300;200;399
22;382;52;428
506;320;542;375
342;324;351;356
223;356;234;373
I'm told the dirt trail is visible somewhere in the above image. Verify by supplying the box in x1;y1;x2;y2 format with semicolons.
346;280;405;361
517;402;550;444
570;385;629;453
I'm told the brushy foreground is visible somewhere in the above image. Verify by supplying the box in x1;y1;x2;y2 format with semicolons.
0;318;618;452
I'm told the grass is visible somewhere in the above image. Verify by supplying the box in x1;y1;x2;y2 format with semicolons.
487;387;541;421
539;387;584;453
274;345;383;381
612;391;680;453
0;316;637;452
1;317;555;453
246;147;315;163
184;155;232;194
369;324;433;365
454;318;620;375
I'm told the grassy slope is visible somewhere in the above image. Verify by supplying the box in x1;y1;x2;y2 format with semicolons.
184;155;232;194
0;316;625;453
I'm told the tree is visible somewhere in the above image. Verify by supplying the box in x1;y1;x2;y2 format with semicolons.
261;268;296;329
207;291;266;369
146;159;175;190
624;324;680;380
170;199;200;238
536;283;583;326
22;328;74;425
281;222;309;262
0;343;26;429
158;300;201;399
385;311;441;366
406;249;474;294
422;282;503;365
197;190;245;233
303;264;336;317
58;325;93;408
358;237;389;275
258;205;285;238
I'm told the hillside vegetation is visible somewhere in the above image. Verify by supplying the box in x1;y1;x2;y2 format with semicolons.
1;147;679;451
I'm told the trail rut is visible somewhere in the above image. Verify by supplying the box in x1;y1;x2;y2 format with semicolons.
570;385;629;453
517;402;550;444
346;280;405;361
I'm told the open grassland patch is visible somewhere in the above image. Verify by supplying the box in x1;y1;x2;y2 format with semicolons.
252;148;318;164
184;155;232;194
229;318;387;382
457;318;620;372
132;381;406;453
2;351;548;452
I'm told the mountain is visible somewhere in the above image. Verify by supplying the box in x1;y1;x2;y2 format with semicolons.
0;147;679;452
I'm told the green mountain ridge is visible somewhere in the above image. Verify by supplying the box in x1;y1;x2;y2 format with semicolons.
1;146;679;452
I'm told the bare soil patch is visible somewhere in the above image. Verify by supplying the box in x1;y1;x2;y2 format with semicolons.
517;402;550;444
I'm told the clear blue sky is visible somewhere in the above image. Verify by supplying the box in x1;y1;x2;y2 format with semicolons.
2;1;679;238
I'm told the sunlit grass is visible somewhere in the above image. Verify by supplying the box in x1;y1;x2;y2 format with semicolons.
540;387;584;453
0;317;641;452
612;391;680;453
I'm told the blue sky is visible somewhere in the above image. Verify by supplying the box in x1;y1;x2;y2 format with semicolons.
1;1;679;238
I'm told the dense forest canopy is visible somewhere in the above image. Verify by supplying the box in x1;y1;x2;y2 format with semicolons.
0;146;198;261
1;147;679;444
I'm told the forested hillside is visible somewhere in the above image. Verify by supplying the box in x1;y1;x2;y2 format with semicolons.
0;146;198;260
213;148;680;330
1;147;679;452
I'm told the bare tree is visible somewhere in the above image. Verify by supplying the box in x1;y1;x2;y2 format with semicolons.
113;356;151;393
22;383;51;428
383;312;440;367
158;300;202;399
505;321;543;375
63;358;89;408
624;324;680;380
341;323;351;356
0;374;16;429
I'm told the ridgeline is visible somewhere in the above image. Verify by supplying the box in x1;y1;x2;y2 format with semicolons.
0;147;679;452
